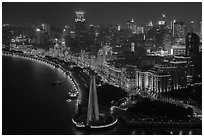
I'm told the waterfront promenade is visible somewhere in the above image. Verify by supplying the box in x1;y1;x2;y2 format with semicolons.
3;50;201;129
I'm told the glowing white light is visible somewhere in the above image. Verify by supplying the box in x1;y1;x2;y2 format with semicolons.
131;18;134;23
36;29;40;32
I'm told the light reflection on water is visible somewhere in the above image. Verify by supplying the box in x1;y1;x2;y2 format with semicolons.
2;55;202;135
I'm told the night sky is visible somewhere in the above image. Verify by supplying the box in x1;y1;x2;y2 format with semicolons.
2;2;202;26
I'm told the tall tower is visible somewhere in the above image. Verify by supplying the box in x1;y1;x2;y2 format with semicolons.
172;21;185;44
186;33;200;56
131;42;135;52
171;20;176;38
75;11;86;38
75;11;85;22
87;75;99;125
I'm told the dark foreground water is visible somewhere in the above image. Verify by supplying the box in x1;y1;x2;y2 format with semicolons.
2;55;201;135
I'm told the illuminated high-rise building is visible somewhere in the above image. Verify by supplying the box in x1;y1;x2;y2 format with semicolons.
62;26;70;42
75;11;86;38
172;21;185;44
131;42;135;52
148;20;153;27
116;24;121;31
144;20;153;33
130;18;135;29
157;14;166;26
171;20;176;37
75;11;85;22
127;18;136;30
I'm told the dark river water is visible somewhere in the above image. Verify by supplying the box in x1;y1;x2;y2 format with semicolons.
2;55;201;135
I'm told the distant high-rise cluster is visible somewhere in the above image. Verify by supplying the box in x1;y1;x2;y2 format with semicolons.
2;10;202;100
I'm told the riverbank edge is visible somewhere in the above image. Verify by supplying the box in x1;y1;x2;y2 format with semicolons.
2;51;80;93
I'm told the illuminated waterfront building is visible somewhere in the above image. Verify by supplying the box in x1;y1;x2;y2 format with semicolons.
135;68;170;93
124;65;137;90
96;45;115;67
133;57;192;93
96;54;193;93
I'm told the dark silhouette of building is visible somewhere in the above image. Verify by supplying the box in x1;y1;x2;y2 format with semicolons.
190;20;196;33
186;33;200;56
35;24;50;49
186;33;201;78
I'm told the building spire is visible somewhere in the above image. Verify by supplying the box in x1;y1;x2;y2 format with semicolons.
131;18;134;23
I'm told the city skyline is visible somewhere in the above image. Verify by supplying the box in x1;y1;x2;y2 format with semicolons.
3;2;202;26
2;1;202;135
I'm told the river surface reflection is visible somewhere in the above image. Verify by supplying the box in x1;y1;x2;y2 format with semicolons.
2;55;201;135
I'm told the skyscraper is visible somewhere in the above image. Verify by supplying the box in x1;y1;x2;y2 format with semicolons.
75;11;86;38
185;33;201;77
186;33;200;56
172;21;186;44
157;14;166;26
